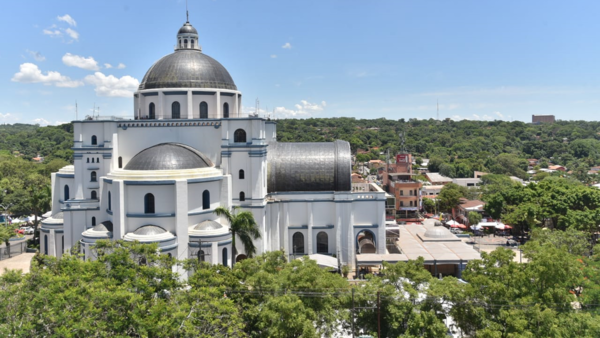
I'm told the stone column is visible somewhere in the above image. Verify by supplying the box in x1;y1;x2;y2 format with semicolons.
187;91;193;119
158;91;164;119
307;203;314;254
216;92;221;118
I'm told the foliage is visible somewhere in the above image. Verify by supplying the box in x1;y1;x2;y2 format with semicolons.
468;211;482;226
438;183;468;212
214;206;261;267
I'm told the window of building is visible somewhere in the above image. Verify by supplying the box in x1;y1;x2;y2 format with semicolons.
92;217;96;226
239;191;245;202
44;235;48;255
118;156;123;169
409;201;413;207
91;158;95;163
64;185;70;201
400;190;403;196
62;236;64;254
316;232;328;254
223;102;229;118
97;157;99;163
184;39;188;47
108;191;112;211
149;102;156;119
293;232;305;254
239;169;245;179
144;193;155;214
202;190;210;210
91;171;97;182
400;201;404;207
234;129;246;143
87;158;90;163
172;101;181;119
222;247;227;266
91;135;97;145
409;190;413;196
191;39;195;48
91;190;97;200
200;101;208;119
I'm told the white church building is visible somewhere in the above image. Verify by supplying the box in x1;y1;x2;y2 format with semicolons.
41;20;386;269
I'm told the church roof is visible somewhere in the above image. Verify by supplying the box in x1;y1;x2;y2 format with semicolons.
267;140;352;193
125;143;213;171
178;22;198;35
138;50;236;90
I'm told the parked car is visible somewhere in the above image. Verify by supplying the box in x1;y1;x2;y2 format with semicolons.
21;227;34;235
14;228;24;234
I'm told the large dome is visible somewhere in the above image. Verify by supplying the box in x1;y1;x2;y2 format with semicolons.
138;50;237;90
125;143;214;171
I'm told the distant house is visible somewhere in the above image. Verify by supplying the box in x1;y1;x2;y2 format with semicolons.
422;185;444;197
368;159;385;169
548;165;566;172
455;198;486;225
474;171;488;179
425;172;452;185
452;178;481;187
32;154;44;163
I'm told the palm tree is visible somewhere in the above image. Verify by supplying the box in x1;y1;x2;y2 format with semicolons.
29;184;51;237
214;206;261;268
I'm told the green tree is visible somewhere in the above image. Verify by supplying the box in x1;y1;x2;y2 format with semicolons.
438;183;467;213
468;211;482;226
214;206;261;267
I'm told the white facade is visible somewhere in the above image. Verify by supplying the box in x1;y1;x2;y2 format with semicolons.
42;21;386;270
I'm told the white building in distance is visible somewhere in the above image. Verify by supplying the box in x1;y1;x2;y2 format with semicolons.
41;20;386;271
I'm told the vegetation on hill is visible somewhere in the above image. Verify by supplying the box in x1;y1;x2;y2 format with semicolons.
1;231;598;337
0;123;73;162
276;118;600;180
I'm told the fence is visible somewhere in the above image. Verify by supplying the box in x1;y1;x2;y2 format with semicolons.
0;240;28;261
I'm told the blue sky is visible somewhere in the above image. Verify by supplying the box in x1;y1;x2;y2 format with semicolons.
2;0;600;125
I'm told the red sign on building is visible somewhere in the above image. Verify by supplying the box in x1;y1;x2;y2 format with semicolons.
396;154;408;163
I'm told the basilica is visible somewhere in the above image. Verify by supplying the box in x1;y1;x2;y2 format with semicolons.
41;20;386;270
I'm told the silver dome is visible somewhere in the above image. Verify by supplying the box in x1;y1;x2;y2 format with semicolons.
125;143;213;171
178;22;198;35
93;221;113;232
133;225;167;236
138;50;236;90
423;227;453;239
193;220;224;231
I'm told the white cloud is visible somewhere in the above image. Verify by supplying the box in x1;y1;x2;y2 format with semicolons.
84;72;140;97
473;114;480;120
282;42;292;49
495;111;504;118
117;63;126;69
33;118;50;126
104;63;113;69
62;53;99;70
65;28;79;41
273;100;327;118
26;50;46;61
11;63;83;88
43;29;62;37
270;54;277;58
0;113;19;123
57;14;76;26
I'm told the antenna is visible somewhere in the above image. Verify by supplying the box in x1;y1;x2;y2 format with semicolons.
186;0;189;22
399;129;407;154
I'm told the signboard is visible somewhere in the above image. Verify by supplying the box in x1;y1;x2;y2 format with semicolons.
396;154;408;163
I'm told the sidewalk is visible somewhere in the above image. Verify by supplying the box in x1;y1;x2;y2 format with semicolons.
0;252;35;275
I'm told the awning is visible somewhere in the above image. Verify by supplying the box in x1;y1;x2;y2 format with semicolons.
303;254;339;270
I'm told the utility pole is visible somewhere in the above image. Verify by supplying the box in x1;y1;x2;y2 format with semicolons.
377;291;381;338
351;288;355;338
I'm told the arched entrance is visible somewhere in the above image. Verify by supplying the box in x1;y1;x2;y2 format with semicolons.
236;254;248;262
356;230;376;254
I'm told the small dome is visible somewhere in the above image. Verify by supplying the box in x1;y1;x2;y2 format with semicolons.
125;143;213;171
423;227;453;239
53;212;64;220
194;220;223;231
178;22;198;35
133;225;167;236
93;221;113;232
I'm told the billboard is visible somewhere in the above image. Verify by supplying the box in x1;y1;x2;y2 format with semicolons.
396;154;408;163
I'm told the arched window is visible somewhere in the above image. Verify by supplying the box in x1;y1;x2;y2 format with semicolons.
44;235;48;255
172;101;180;119
91;190;97;200
91;135;97;145
239;191;245;202
202;190;210;210
92;217;96;226
191;39;195;48
97;157;99;162
87;158;90;163
239;169;245;179
91;171;97;182
223;102;229;118
222;247;228;266
317;232;328;254
91;158;95;163
144;193;155;214
184;39;188;47
234;129;246;143
179;39;182;48
293;232;305;254
198;250;205;262
200;101;208;119
64;185;70;201
108;191;112;211
118;156;123;168
149;102;155;119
